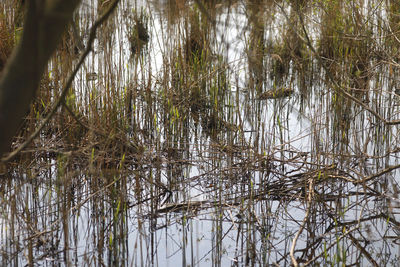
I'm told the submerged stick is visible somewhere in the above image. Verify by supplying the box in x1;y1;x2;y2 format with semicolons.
290;177;313;267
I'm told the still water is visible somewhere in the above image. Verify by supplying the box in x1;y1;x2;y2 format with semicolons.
1;0;400;266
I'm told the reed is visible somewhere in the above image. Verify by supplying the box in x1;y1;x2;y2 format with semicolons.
0;0;399;266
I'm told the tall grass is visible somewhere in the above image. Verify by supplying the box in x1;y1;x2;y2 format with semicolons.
0;0;400;266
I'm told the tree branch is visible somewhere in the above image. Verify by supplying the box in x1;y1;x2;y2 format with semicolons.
0;0;121;161
0;0;80;157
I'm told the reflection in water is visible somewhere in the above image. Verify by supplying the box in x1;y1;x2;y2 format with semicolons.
1;0;400;266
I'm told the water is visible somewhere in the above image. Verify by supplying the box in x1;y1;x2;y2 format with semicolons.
1;0;400;266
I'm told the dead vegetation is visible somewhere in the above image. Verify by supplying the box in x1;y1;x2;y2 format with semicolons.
0;0;400;266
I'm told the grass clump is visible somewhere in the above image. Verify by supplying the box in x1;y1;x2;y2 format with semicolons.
128;10;150;56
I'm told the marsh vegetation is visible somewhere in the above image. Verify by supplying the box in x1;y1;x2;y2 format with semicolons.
1;0;400;266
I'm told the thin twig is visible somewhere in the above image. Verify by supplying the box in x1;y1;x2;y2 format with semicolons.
290;177;314;266
348;233;379;267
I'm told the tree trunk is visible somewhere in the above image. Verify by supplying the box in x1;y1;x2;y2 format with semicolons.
0;0;81;157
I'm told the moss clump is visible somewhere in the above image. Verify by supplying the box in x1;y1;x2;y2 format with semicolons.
128;12;149;56
258;87;294;99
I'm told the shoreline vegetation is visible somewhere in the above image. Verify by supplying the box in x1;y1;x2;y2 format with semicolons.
0;0;400;266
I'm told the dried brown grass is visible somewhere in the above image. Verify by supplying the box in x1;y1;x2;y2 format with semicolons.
0;16;13;72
